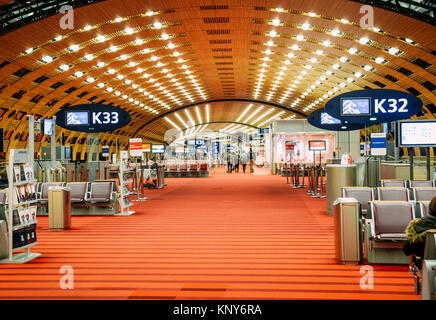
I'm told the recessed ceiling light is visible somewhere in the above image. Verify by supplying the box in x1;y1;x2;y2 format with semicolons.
42;56;53;63
269;30;277;37
339;56;348;62
84;54;94;60
74;71;83;77
96;35;106;42
375;57;385;64
405;38;414;43
84;25;92;31
359;37;370;44
316;50;323;55
310;58;317;63
124;27;134;34
388;47;400;55
302;23;310;30
69;44;80;52
272;19;280;26
161;33;169;40
372;27;380;32
347;77;354;83
341;18;349;24
120;54;128;60
135;39;143;45
59;64;69;71
323;40;331;47
109;46;118;52
146;11;153;16
296;35;304;41
54;36;62;41
265;49;272;55
116;74;124;80
167;43;175;49
354;72;362;77
154;22;162;29
364;65;373;71
308;12;316;17
114;17;122;22
267;40;274;46
97;82;104;88
25;48;33;54
332;64;339;69
349;48;358;54
128;61;136;67
331;29;340;36
86;77;95;83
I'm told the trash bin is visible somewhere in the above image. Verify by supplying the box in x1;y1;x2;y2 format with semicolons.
333;198;362;265
48;187;71;231
326;164;356;215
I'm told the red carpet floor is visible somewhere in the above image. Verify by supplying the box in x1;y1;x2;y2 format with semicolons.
0;167;418;299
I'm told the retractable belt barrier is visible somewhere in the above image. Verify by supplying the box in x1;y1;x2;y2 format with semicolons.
305;164;326;198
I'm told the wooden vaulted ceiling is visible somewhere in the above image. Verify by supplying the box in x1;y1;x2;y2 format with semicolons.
0;0;435;156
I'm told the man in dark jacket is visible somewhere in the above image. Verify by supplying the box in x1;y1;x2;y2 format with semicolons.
403;196;436;264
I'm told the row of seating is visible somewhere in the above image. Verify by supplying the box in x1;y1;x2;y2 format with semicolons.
342;187;436;215
37;181;116;206
165;161;209;177
381;179;435;188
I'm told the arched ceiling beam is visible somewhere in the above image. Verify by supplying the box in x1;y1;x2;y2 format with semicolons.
134;99;306;136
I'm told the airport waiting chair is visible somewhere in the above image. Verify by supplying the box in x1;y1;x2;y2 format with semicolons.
421;231;436;300
376;187;410;201
409;180;435;188
381;180;406;188
38;183;64;202
0;190;6;204
412;187;436;202
418;201;431;217
364;201;415;264
342;187;374;216
88;181;114;204
66;182;88;204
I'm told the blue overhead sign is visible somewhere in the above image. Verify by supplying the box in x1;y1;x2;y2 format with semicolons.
324;89;422;125
308;108;366;131
55;104;131;133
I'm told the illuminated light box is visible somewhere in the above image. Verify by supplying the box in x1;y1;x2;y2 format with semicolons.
66;111;89;125
308;140;326;151
399;120;436;147
341;98;371;115
320;112;341;124
152;144;165;154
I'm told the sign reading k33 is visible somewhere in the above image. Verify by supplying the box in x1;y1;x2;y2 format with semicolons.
55;104;131;132
324;89;422;125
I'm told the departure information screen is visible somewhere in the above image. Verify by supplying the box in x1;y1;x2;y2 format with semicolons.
152;144;165;153
400;121;436;147
66;111;89;125
341;98;371;115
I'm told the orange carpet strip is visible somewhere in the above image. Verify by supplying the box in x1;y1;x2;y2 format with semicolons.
0;168;418;299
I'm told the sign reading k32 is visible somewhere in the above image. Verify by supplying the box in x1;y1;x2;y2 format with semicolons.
324;89;423;125
55;104;131;133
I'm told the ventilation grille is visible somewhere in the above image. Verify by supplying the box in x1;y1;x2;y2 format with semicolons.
203;17;230;23
200;5;228;10
209;39;231;44
51;81;64;89
12;67;31;78
407;87;421;95
206;29;231;35
34;75;49;84
215;62;233;65
373;81;386;88
422;81;436;91
397;67;413;76
412;58;431;69
214;55;232;59
212;48;232;52
65;87;77;94
216;67;233;70
384;74;398;82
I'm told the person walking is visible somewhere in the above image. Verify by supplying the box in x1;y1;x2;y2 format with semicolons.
227;152;232;173
241;152;249;173
232;152;238;173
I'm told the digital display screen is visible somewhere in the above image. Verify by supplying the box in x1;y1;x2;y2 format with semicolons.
341;98;371;115
65;147;71;159
66;111;89;125
196;139;205;146
309;140;326;151
187;140;195;145
175;147;184;153
44;119;53;135
400;121;436;147
151;144;165;154
320;112;341;124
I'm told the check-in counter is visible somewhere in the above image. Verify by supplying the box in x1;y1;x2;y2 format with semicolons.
326;164;356;215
